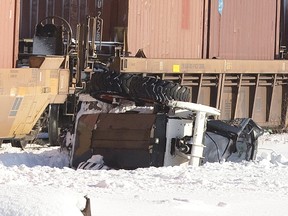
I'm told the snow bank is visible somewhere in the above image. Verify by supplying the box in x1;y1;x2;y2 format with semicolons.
0;132;288;216
0;186;86;216
257;133;288;165
0;144;69;168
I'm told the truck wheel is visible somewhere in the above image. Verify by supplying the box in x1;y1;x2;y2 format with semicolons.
129;76;190;104
89;71;133;103
89;71;190;104
48;104;59;146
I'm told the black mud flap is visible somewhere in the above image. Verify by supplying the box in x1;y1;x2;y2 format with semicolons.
203;118;264;163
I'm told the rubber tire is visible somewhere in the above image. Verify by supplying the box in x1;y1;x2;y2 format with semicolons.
89;71;134;103
129;76;190;104
89;72;190;104
48;104;60;146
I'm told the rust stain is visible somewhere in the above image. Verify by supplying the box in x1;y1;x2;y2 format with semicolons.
181;0;190;29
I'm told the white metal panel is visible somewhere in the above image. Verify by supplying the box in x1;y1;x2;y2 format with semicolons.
163;118;193;167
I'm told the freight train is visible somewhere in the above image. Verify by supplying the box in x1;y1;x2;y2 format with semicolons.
11;0;288;128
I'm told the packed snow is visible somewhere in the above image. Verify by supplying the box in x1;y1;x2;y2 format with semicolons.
0;132;288;216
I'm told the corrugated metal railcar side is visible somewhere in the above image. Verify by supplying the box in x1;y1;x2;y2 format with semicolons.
19;0;127;42
208;0;280;60
126;0;205;59
0;0;20;68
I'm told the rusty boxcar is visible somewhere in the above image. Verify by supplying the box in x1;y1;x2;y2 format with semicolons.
0;0;20;68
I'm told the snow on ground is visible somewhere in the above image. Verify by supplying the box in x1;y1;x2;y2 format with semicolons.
0;133;288;216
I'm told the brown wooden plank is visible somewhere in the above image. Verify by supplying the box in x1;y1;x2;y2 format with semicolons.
92;128;151;141
97;113;156;130
77;113;100;130
92;140;150;150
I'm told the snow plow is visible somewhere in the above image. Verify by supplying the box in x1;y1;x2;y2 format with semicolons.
0;15;265;168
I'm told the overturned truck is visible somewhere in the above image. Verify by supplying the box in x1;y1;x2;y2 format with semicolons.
71;98;263;169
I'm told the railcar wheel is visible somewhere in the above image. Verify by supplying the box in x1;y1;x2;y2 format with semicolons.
11;139;28;149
